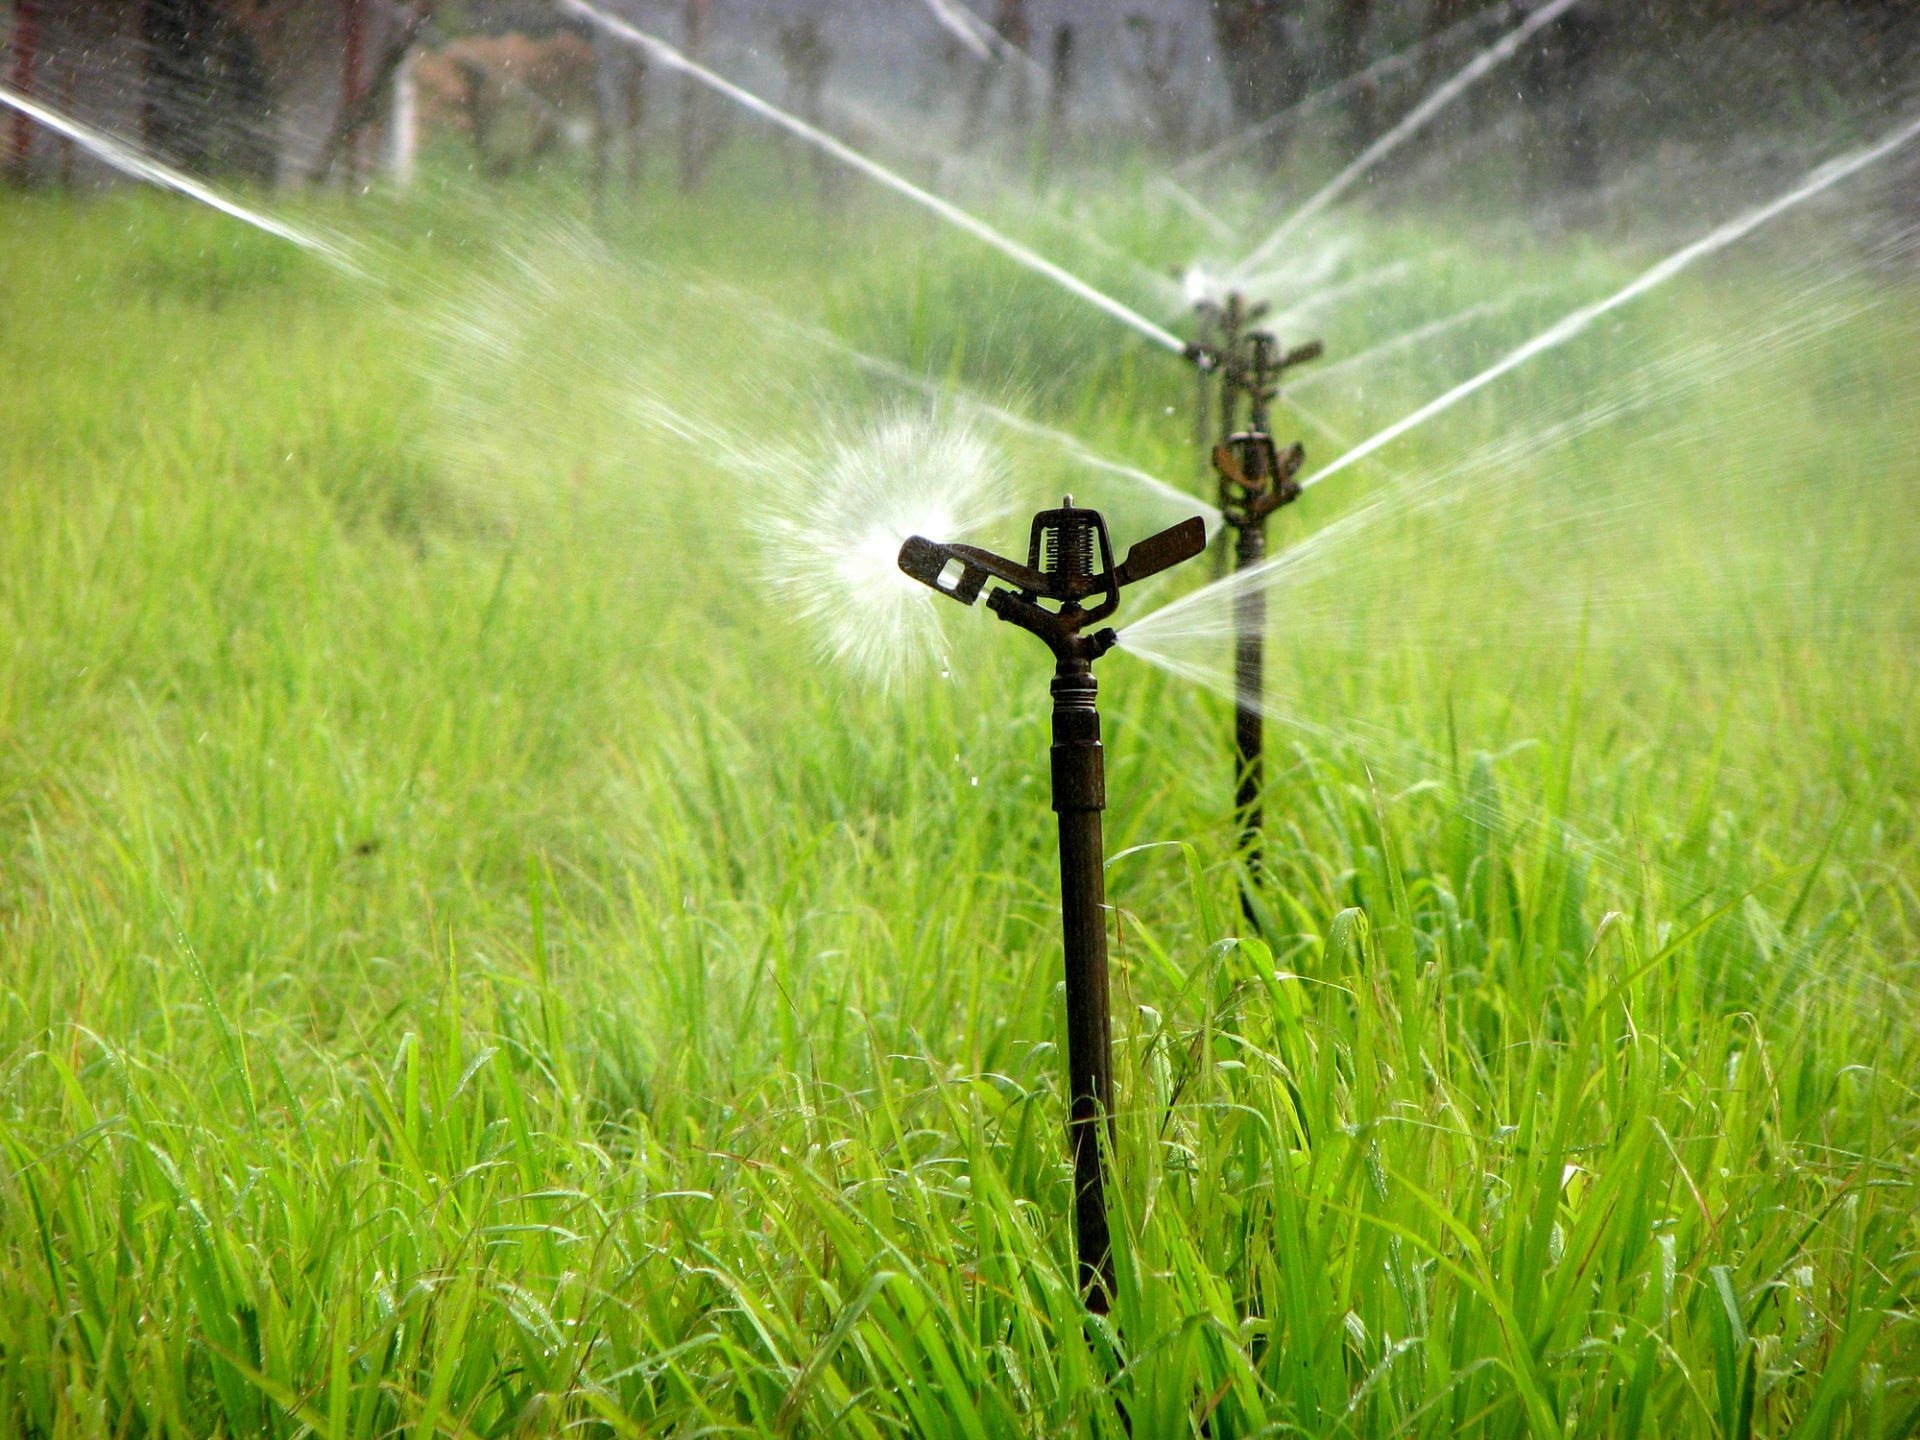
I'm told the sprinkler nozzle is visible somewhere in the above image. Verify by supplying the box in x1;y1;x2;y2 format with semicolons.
900;498;1205;664
1183;339;1221;373
1188;290;1273;379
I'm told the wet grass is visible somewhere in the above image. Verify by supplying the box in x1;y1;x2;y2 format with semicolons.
0;158;1916;1438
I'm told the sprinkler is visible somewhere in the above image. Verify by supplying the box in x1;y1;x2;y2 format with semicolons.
1185;291;1267;569
1209;321;1322;920
899;498;1206;1311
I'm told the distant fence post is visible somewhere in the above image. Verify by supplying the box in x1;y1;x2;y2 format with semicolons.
386;48;417;186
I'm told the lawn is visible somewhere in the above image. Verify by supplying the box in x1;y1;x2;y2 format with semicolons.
0;151;1915;1437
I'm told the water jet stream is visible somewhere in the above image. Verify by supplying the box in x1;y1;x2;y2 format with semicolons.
1117;315;1916;921
1232;0;1580;279
0;83;358;271
920;0;996;62
810;325;1217;522
1123;268;1906;659
559;0;1187;355
1252;256;1428;329
681;274;1220;528
1173;1;1510;180
919;0;1048;83
1151;177;1241;245
1291;294;1538;391
1303;109;1920;491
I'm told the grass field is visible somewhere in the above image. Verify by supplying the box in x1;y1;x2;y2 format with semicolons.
1;151;1916;1438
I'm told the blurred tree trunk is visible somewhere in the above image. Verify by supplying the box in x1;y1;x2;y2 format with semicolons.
960;0;1032;151
216;5;276;184
624;52;647;186
57;53;76;184
1412;0;1488;169
1333;0;1375;153
342;0;364;182
1418;0;1469;93
1557;2;1605;198
1123;16;1192;157
1523;0;1606;216
677;0;714;191
777;15;832;202
313;3;430;186
385;48;416;185
960;49;994;150
1043;23;1074;177
144;0;217;173
6;0;38;184
1000;0;1031;138
144;0;284;181
593;29;646;210
1210;0;1304;165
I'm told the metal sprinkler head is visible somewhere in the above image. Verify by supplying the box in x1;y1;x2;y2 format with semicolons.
1214;431;1307;530
1183;288;1270;375
896;496;1205;1313
899;498;1206;666
1212;327;1321;531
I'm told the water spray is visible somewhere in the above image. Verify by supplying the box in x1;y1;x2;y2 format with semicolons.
1230;0;1581;280
1303;105;1920;493
0;82;356;270
898;499;1206;1311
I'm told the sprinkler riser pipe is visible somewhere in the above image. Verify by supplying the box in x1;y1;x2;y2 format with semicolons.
1247;363;1272;436
1204;314;1317;926
1051;663;1116;1312
1233;525;1267;914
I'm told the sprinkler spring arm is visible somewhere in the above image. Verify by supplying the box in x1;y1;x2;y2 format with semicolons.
900;499;1205;1312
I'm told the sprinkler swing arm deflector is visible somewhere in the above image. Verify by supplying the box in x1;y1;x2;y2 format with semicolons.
899;504;1207;663
899;500;1206;1312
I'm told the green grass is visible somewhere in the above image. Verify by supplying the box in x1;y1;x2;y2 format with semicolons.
0;154;1915;1439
